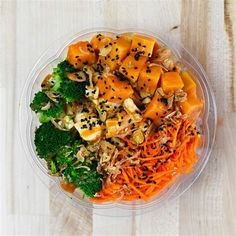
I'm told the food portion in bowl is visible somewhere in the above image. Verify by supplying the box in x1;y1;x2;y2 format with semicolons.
30;32;204;202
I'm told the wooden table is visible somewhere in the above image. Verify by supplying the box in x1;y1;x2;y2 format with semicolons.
1;0;236;235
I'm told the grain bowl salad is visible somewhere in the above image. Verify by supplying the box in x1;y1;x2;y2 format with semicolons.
30;32;203;202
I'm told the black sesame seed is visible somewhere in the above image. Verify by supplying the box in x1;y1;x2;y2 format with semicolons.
160;97;168;105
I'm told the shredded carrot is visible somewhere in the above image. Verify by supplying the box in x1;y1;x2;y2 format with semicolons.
90;118;200;203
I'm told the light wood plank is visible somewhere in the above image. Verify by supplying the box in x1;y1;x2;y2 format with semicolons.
179;1;236;236
0;0;236;235
225;0;236;111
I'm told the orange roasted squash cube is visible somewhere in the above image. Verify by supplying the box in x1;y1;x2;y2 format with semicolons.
97;74;133;104
151;42;161;60
137;64;162;96
67;41;97;68
99;36;132;71
181;70;197;97
130;34;156;57
119;53;147;83
144;92;172;126
161;72;184;94
179;96;203;120
90;34;113;52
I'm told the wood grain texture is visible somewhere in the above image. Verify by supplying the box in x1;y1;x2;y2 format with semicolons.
225;0;236;111
0;0;236;235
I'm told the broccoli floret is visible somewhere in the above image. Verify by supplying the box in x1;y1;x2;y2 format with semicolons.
30;91;49;112
51;60;86;102
35;123;102;196
52;141;102;197
59;80;86;103
34;122;74;158
63;161;102;197
30;91;63;123
50;160;57;174
79;171;103;197
76;161;102;197
57;60;78;73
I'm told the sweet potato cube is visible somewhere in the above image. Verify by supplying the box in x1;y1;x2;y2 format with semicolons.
144;92;172;126
98;36;131;71
151;42;161;59
181;71;197;95
119;54;147;83
67;41;97;68
90;34;113;52
137;64;162;96
161;72;184;94
97;74;133;104
130;34;156;57
179;96;203;120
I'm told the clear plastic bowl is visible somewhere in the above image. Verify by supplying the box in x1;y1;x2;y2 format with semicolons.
19;28;217;215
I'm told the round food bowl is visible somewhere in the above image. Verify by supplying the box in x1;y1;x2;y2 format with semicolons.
19;28;217;215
